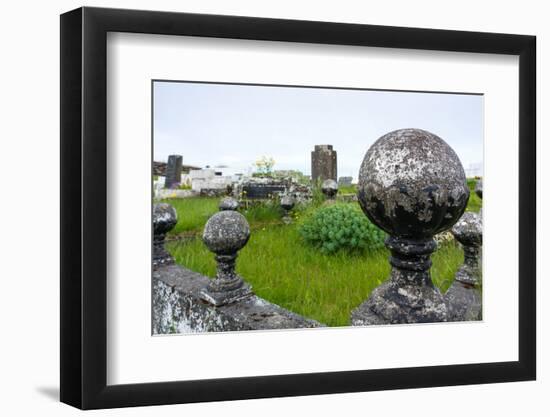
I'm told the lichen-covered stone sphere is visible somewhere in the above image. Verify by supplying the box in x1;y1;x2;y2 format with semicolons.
451;212;482;247
475;179;483;199
280;195;295;211
357;128;469;238
153;203;177;235
321;179;338;197
202;210;250;255
219;197;239;211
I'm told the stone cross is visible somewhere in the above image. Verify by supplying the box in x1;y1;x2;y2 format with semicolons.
199;210;253;306
446;212;483;321
311;145;337;183
164;154;183;189
351;128;470;325
153;203;178;268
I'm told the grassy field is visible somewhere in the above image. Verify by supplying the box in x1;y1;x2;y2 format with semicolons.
167;224;462;327
164;196;470;327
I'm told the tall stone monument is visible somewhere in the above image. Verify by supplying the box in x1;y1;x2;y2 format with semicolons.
311;145;337;183
164;154;183;189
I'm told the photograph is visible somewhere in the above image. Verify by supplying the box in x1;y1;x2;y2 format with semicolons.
151;80;484;334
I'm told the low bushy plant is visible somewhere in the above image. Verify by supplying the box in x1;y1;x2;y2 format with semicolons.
298;204;386;254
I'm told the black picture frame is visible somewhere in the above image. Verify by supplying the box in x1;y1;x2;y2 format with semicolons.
60;6;536;410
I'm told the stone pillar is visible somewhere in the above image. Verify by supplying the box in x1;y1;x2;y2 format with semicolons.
446;212;483;321
311;145;337;183
321;179;338;200
164;154;183;189
351;129;469;325
153;203;178;268
199;210;254;306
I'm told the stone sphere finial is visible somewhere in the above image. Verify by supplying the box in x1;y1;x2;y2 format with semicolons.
219;196;240;211
152;203;178;268
153;203;178;235
203;211;250;255
447;212;483;321
452;212;482;250
280;194;295;211
357;128;469;239
321;179;338;199
200;210;253;306
475;179;483;199
352;129;469;326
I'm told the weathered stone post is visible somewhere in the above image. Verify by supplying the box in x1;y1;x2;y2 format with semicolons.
311;144;337;183
199;210;253;306
321;179;338;200
280;194;295;224
219;196;239;211
351;129;470;325
153;203;178;268
446;212;482;321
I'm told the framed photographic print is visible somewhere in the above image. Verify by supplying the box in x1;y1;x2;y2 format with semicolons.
60;6;536;409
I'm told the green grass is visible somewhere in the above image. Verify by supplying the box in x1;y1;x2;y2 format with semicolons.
466;178;482;213
163;197;220;235
167;223;463;327
338;184;357;194
162;197;285;235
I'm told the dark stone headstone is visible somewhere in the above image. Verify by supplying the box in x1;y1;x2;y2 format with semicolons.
164;154;183;189
351;128;470;325
241;183;286;199
311;145;337;183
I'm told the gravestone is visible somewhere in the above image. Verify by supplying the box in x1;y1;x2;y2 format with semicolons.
164;155;183;189
351;128;469;325
311;145;337;183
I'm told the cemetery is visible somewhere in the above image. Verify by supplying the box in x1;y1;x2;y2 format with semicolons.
152;128;483;332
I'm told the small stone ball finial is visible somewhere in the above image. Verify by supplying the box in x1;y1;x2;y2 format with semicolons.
153;203;178;235
202;210;250;255
321;179;338;199
357;128;469;239
451;212;482;248
219;197;240;211
280;194;295;211
475;179;483;199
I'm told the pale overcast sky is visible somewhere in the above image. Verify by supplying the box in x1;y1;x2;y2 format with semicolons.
153;81;483;180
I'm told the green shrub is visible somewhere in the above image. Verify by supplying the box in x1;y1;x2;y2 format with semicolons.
298;204;386;254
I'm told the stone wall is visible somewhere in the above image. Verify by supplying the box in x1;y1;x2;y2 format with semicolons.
153;264;322;333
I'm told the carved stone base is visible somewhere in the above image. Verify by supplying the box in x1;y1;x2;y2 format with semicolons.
199;282;253;307
351;280;448;325
445;281;482;321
